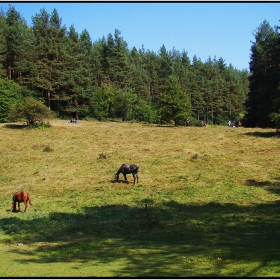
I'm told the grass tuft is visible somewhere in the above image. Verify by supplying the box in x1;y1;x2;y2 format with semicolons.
43;145;53;152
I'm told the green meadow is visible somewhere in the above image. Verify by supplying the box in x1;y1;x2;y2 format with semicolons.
0;120;279;277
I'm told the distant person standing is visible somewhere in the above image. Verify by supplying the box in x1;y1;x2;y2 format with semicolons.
186;119;190;126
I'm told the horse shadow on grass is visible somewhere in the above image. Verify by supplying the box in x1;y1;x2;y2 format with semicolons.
2;194;280;277
110;179;129;184
7;209;21;213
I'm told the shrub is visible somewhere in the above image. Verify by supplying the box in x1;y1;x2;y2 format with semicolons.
270;111;280;132
132;101;156;123
9;97;53;126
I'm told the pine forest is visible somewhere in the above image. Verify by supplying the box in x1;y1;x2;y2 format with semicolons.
0;6;279;128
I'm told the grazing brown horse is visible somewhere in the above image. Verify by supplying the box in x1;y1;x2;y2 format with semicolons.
11;191;32;212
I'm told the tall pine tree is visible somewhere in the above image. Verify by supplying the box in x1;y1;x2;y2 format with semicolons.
245;20;279;127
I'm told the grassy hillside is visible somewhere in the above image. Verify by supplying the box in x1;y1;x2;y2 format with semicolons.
0;120;279;277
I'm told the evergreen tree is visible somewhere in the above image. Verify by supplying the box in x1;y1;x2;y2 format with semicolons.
56;25;92;118
0;9;8;78
114;29;132;88
91;37;107;87
245;20;279;127
143;49;160;104
270;23;280;130
158;44;173;84
31;8;54;109
224;64;248;122
130;46;150;101
113;88;137;121
205;57;228;124
129;46;154;122
190;55;206;122
5;6;29;81
31;8;68;112
156;75;190;126
0;78;22;122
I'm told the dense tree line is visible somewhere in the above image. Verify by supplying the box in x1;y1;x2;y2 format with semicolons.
0;6;251;125
245;20;280;129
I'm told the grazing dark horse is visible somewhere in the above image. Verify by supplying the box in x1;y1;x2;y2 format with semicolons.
115;164;139;184
11;191;32;212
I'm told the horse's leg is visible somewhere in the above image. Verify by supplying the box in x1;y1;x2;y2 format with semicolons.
124;174;128;182
132;172;138;184
18;202;20;212
133;173;136;184
23;197;28;212
11;202;15;211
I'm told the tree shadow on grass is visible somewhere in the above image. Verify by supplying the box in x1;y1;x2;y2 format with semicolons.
245;178;280;195
244;131;279;138
245;179;273;187
2;196;280;277
4;123;27;130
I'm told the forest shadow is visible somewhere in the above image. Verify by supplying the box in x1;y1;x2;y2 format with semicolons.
244;131;278;138
2;197;280;277
155;124;176;128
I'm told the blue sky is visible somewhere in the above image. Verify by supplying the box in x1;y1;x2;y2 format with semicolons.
1;2;280;71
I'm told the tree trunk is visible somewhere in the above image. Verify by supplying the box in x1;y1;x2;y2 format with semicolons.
47;90;51;110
